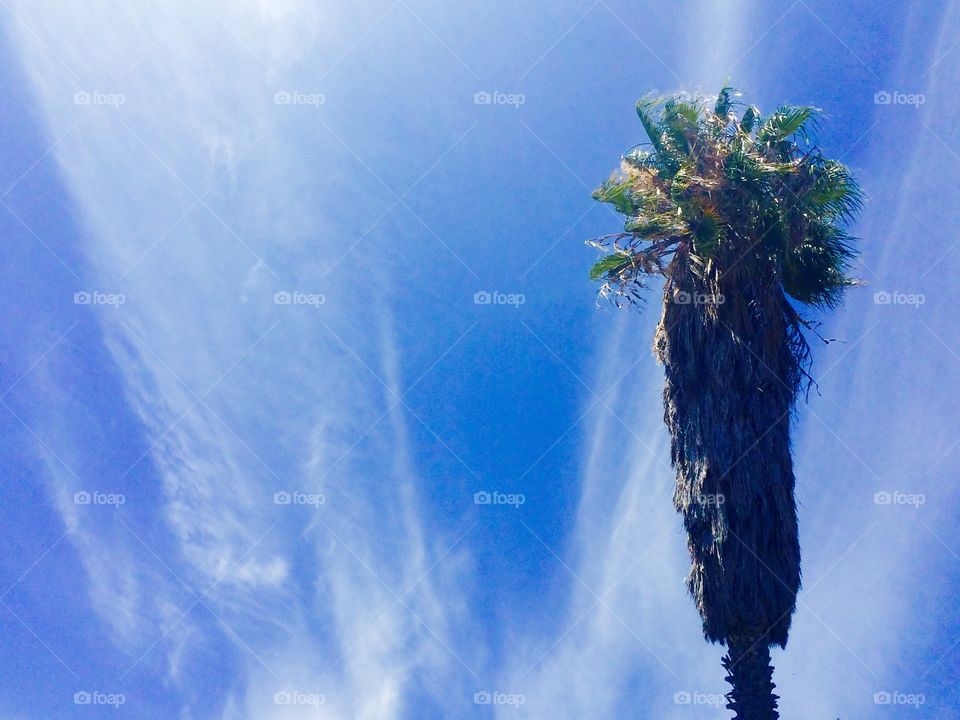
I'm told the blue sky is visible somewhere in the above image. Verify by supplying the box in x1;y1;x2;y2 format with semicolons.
1;0;959;718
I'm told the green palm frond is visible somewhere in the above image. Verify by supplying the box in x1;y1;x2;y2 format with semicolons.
713;85;736;118
782;222;860;308
589;252;634;281
635;96;670;166
739;105;761;133
758;105;819;144
592;175;636;215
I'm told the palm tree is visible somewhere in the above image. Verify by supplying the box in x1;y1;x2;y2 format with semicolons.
587;87;863;718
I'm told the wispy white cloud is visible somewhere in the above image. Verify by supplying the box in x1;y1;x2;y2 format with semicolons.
8;1;473;717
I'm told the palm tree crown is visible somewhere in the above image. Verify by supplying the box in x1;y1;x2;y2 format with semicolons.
590;86;862;313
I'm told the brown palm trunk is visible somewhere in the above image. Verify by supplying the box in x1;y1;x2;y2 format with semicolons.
656;263;801;718
656;264;802;647
722;634;780;719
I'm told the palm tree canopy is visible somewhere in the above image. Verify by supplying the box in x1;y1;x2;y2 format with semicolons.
589;87;863;312
586;89;864;656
